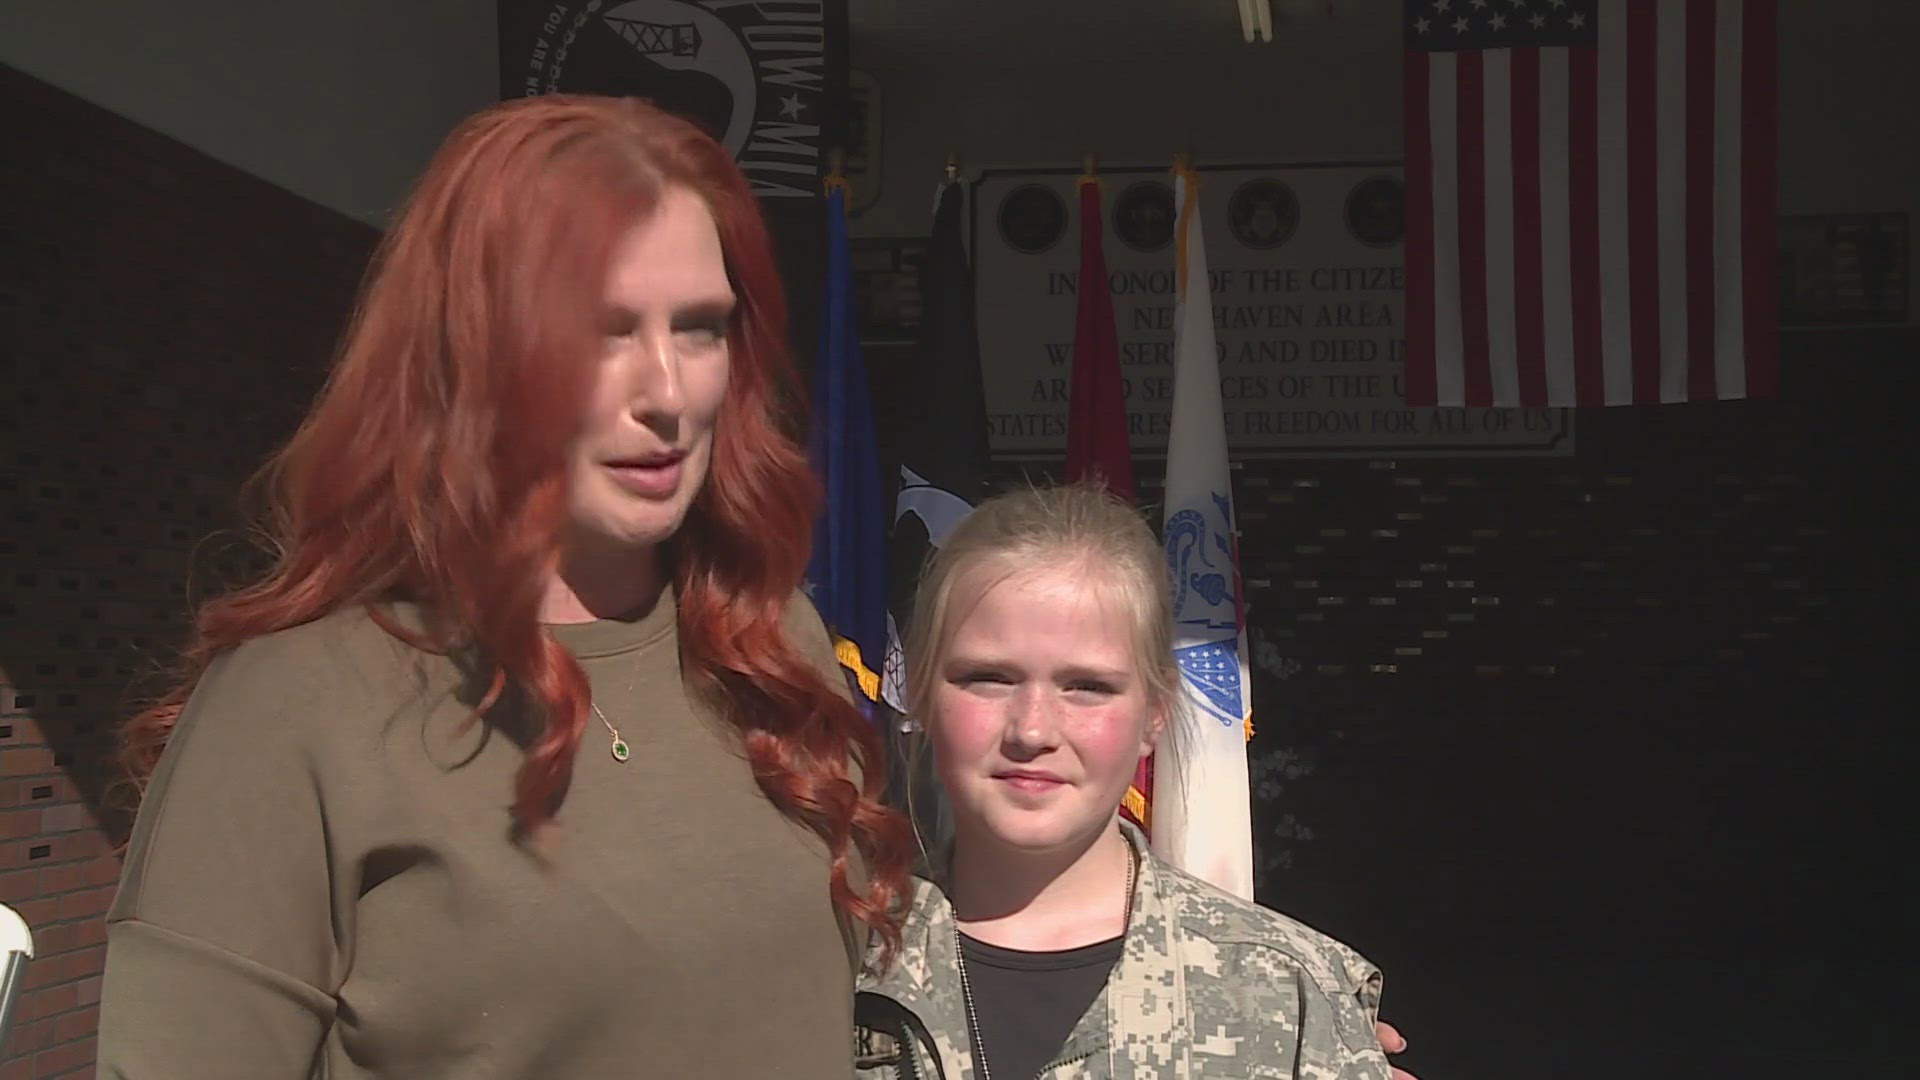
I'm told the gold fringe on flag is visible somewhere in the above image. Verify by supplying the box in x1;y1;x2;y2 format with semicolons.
832;633;883;702
1122;783;1151;831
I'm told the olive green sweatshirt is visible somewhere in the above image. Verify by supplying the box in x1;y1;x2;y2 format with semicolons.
100;590;865;1079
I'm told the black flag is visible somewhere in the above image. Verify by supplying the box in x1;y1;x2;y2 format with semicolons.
881;179;989;850
497;0;850;366
882;181;990;711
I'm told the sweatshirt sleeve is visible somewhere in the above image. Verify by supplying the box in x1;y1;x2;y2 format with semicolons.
99;640;348;1079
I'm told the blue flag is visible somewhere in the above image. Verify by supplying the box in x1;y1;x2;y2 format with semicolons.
806;182;888;705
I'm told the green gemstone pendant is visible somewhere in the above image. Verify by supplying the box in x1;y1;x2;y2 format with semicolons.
610;738;631;763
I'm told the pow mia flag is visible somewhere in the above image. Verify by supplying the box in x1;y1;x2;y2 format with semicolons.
499;0;851;363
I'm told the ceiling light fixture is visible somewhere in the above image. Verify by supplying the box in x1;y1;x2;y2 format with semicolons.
1237;0;1274;43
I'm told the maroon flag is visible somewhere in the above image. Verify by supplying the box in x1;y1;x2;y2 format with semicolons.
1062;174;1146;827
1403;0;1777;407
1065;176;1137;500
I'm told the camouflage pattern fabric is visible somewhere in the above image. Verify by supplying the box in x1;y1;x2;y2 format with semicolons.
853;822;1389;1079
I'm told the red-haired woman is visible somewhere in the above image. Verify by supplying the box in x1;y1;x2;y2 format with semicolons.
96;95;911;1079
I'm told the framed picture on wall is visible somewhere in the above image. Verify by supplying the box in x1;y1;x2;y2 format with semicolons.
850;236;925;344
1778;212;1909;325
844;69;882;217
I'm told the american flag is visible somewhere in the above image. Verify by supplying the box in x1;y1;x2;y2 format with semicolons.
1403;0;1777;407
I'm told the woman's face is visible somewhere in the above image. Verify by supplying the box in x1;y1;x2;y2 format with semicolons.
565;186;734;553
929;563;1161;858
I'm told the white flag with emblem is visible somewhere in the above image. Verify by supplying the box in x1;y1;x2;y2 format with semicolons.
1154;163;1254;900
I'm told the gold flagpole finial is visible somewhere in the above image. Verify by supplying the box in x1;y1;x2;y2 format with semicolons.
1173;138;1199;186
825;147;849;196
1079;152;1099;187
944;151;959;182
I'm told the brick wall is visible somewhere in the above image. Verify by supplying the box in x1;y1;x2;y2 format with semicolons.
0;66;377;1078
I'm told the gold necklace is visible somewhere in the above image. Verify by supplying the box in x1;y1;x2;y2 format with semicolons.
955;841;1136;1080
592;702;630;762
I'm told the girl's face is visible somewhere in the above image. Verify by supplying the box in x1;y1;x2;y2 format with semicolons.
929;563;1162;858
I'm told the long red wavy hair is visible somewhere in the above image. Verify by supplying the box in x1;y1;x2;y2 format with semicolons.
121;95;910;958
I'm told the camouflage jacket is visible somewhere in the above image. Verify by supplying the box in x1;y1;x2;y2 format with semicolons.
853;822;1390;1079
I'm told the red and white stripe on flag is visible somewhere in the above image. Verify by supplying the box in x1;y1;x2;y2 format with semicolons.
1403;0;1777;407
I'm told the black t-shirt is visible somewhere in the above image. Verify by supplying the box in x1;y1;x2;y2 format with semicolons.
956;932;1124;1079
